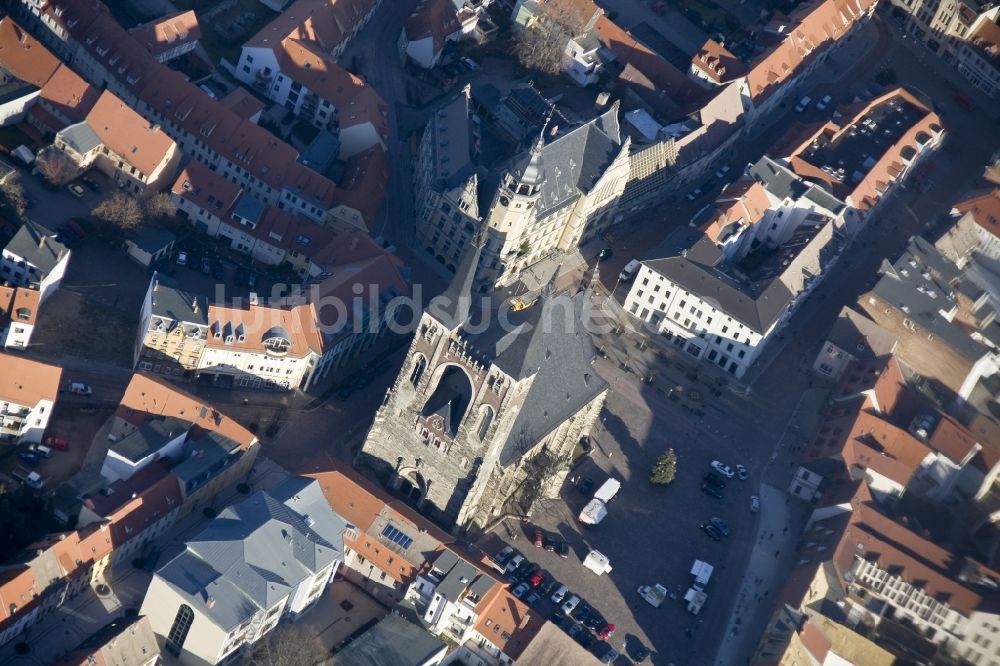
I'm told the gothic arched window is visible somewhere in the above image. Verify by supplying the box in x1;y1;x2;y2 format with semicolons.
410;356;427;386
166;604;194;656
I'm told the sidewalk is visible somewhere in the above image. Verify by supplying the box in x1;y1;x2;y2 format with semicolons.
0;457;289;665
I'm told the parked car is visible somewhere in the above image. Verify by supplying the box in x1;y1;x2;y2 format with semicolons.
18;451;40;466
495;545;515;565
186;252;200;270
597;247;613;261
736;464;748;480
594;642;620;664
573;602;592;624
597;623;616;640
710;516;731;536
533;529;544;548
628;642;651;662
66;183;85;198
44;436;69;450
544;539;555;552
67;382;92;396
529;570;544;588
28;443;53;458
816;94;832;111
559;541;570;558
66;219;87;236
504;554;525;575
576;629;594;649
686;187;703;201
586;611;606;630
175;250;188;267
703;472;726;488
511;582;530;599
750;495;761;512
81;175;101;192
700;522;722;540
200;256;212;275
711;460;735;478
561;595;581;615
525;591;542;606
702;483;724;499
551;584;569;604
714;165;731;179
795;95;812;112
578;477;594;495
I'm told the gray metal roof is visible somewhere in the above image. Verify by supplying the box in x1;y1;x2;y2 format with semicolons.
109;416;190;463
332;613;446;666
464;287;608;467
803;184;846;214
428;549;495;603
4;220;68;274
534;106;621;218
58;121;102;156
825;307;897;361
232;193;266;225
872;236;988;362
129;227;175;254
428;232;483;331
748;155;807;202
150;279;208;327
155;477;346;631
172;431;241;487
643;228;794;334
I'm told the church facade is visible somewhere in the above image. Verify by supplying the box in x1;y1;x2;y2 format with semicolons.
355;240;609;531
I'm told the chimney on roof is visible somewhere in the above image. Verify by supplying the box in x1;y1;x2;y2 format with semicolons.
191;297;199;314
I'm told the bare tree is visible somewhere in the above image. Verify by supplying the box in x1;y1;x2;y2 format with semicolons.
244;623;327;666
92;192;143;232
34;146;79;187
142;191;177;221
0;174;27;218
513;5;584;75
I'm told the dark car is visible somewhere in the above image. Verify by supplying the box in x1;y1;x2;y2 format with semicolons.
559;541;570;558
533;529;544;548
575;629;594;649
57;226;80;242
593;642;620;664
81;175;101;192
627;642;651;662
247;271;258;288
586;611;606;630
54;231;75;247
201;256;212;275
710;516;731;536
573;602;592;624
550;610;568;628
578;477;594;495
597;248;613;261
212;260;225;280
700;522;722;540
701;483;724;499
18;451;40;466
66;218;87;236
703;471;727;488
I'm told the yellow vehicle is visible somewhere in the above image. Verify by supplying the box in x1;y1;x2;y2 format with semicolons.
510;296;537;312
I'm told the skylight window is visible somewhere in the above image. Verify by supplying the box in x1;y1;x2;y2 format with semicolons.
381;524;414;549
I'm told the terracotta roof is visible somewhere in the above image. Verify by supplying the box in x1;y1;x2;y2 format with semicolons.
0;284;40;328
105;469;182;546
472;586;546;659
774;88;940;209
171;160;243;219
954;188;1000;238
128;9;201;58
404;0;465;55
0;17;61;87
834;503;999;615
337;80;389;137
219;87;266;120
330;145;391;229
746;0;877;102
692;38;746;83
117;372;256;449
42;1;339;208
0;353;62;405
0;566;37;627
278;37;369;108
246;0;379;53
595;16;703;112
206;301;323;356
39;64;100;124
699;179;770;243
798;618;832;663
930;412;1000;471
84;90;176;176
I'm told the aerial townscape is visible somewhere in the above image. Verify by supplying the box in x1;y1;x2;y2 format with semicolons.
0;0;998;663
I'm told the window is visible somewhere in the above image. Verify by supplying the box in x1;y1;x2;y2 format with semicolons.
381;524;414;549
165;605;194;656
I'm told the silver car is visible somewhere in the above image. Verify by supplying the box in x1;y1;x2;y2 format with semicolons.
561;594;581;615
551;584;569;604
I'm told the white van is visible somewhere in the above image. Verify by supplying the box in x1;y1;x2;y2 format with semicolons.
619;259;641;282
794;96;812;112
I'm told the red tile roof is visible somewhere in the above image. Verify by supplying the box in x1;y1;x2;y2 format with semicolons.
128;9;201;58
954;188;1000;238
798;618;832;662
699;179;771;244
691;39;746;83
85;90;176;176
472;586;546;659
39;65;99;124
207;301;323;356
0;284;40;328
247;0;379;53
331;145;391;230
117;373;256;449
0;17;61;87
0;353;62;405
171;160;243;219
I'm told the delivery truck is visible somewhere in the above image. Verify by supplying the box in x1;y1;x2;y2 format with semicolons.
578;478;621;526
